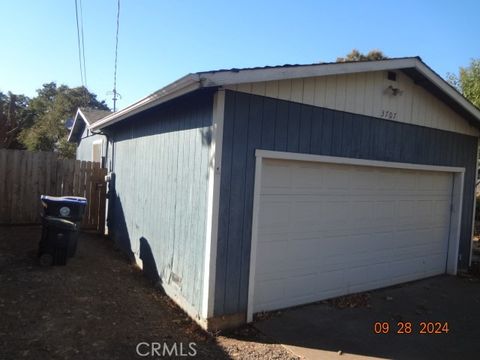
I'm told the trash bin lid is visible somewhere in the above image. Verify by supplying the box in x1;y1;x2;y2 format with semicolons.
41;195;87;205
42;216;78;230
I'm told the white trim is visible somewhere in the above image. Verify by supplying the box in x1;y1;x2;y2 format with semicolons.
202;58;418;86
448;172;464;274
67;109;90;142
91;75;201;130
470;144;479;267
255;150;465;173
246;155;263;323
246;150;465;322
77;108;92;126
201;89;225;319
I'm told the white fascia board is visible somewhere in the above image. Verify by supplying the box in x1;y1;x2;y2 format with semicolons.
199;58;418;86
67;108;88;142
413;58;480;124
78;108;91;126
91;74;201;131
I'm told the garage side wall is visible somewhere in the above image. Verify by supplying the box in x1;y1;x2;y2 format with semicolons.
214;89;478;317
107;92;214;317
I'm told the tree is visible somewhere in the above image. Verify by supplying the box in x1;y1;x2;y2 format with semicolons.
19;83;109;158
448;59;480;109
336;49;388;62
0;92;33;149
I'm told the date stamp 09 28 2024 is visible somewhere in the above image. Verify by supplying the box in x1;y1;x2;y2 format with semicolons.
373;321;449;335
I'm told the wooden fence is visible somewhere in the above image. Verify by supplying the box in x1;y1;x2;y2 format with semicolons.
0;149;107;233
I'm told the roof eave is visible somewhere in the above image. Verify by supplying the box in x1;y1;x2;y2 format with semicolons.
91;74;201;131
67;109;88;142
411;58;480;128
199;58;420;86
90;57;480;132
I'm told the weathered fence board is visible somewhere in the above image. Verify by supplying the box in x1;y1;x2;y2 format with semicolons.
0;149;107;233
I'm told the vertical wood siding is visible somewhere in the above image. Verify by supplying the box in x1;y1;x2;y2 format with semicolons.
214;90;478;317
108;92;213;315
226;71;479;136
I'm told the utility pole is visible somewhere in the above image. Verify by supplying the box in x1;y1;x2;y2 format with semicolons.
112;89;118;112
107;89;121;112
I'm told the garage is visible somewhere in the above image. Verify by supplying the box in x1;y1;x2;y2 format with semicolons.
250;151;464;314
90;57;480;329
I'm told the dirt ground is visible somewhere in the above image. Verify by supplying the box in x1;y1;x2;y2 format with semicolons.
0;226;297;360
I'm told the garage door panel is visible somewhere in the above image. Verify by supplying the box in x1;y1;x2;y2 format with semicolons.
396;171;418;190
376;171;398;191
253;158;454;314
261;162;292;191
345;265;372;287
322;166;351;189
367;263;393;283
366;232;397;251
293;165;325;191
416;200;433;222
431;174;453;192
315;270;346;292
285;273;317;295
351;168;378;190
258;199;290;233
433;200;451;222
285;238;322;263
423;254;447;272
291;200;325;230
255;241;288;276
255;279;284;307
373;201;395;226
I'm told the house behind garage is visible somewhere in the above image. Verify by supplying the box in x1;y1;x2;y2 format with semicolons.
89;57;480;330
68;108;111;165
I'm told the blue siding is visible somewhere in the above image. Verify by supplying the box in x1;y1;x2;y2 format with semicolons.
76;126;107;163
107;92;213;315
214;90;478;317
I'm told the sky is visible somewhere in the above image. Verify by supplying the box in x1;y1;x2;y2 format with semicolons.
0;0;478;111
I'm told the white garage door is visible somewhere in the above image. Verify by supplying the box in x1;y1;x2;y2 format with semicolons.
252;158;454;313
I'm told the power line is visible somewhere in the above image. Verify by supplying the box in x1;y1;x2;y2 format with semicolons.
79;0;87;88
74;0;88;106
74;0;84;87
112;0;120;111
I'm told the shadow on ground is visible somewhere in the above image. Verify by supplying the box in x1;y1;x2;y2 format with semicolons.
0;225;229;360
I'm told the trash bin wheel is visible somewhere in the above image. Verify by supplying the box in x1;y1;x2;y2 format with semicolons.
39;253;53;267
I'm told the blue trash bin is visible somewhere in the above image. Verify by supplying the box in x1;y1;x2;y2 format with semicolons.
40;195;87;222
